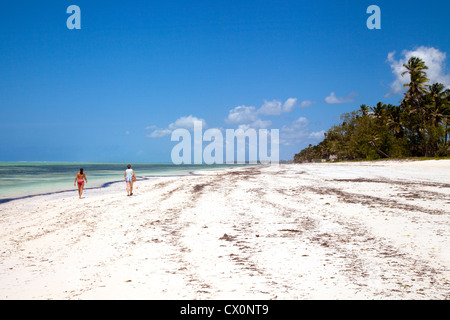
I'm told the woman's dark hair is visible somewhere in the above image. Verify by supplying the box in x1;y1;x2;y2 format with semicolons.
127;164;131;169
80;168;84;174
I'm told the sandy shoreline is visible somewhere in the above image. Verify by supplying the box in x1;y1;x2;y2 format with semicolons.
0;160;449;299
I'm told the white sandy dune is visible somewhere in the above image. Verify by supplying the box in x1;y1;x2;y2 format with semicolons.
0;160;449;299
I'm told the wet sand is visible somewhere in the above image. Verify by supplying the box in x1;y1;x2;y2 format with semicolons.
0;160;449;299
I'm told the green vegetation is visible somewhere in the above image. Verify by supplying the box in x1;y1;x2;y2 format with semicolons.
294;57;450;163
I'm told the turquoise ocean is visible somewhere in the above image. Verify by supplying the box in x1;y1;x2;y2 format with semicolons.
0;162;245;203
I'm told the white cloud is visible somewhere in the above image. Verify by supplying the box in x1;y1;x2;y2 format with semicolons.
168;115;207;130
325;92;357;104
282;117;309;132
280;118;326;146
225;97;297;131
256;98;298;116
237;119;272;131
147;115;207;138
258;100;283;115
300;100;314;108
225;105;259;124
386;46;450;96
147;128;172;138
148;96;319;147
280;117;309;146
258;98;313;110
309;130;325;140
283;98;297;112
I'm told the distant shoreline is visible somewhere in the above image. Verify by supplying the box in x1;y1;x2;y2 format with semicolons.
294;156;450;164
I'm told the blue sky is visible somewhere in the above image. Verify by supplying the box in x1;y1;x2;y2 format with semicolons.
0;0;449;162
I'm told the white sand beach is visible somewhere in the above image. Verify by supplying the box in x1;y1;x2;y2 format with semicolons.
0;160;449;300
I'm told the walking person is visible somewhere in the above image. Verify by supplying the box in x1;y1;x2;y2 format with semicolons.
124;164;136;196
74;168;87;199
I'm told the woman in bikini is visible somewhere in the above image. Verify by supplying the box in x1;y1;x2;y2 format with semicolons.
74;168;87;199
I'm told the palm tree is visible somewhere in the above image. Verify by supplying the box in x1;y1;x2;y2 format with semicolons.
386;104;404;138
401;57;431;156
372;102;387;120
402;57;430;106
427;83;446;127
422;83;450;155
359;104;370;117
441;89;450;147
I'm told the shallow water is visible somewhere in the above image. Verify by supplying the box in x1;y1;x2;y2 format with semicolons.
0;162;245;202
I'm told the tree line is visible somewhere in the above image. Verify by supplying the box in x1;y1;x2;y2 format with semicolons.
294;57;450;162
